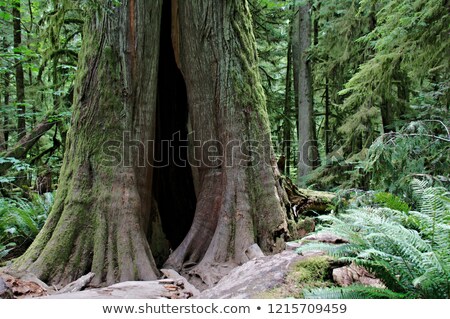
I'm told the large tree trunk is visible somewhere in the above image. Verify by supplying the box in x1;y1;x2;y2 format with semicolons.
12;0;289;288
293;2;319;184
163;0;288;286
13;0;163;286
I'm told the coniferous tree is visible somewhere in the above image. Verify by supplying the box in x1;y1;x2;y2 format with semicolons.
11;0;289;287
293;0;319;183
12;0;26;139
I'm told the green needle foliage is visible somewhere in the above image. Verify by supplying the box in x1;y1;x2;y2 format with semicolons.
297;180;450;298
361;121;450;195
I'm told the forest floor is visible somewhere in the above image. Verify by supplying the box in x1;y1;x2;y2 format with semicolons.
1;233;382;299
1;248;307;299
0;179;345;299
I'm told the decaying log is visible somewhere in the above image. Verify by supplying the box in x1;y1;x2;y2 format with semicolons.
160;269;200;298
0;272;47;298
281;176;335;218
56;272;95;294
44;281;169;299
0;277;14;299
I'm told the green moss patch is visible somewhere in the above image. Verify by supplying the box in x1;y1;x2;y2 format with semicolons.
257;256;335;299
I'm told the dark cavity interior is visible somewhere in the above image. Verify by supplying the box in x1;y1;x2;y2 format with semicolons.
153;0;197;257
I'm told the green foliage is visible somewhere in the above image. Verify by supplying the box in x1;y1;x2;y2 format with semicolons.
337;0;449;144
0;0;447;291
297;180;450;298
0;193;54;262
326;188;374;214
309;118;450;193
300;0;449;189
361;121;450;194
303;285;408;299
374;192;410;212
1;0;83;195
0;157;32;183
249;0;299;177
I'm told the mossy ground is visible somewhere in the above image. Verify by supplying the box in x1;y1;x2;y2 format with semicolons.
257;256;335;299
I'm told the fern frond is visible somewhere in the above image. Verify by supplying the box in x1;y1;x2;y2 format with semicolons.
303;285;409;299
297;180;450;298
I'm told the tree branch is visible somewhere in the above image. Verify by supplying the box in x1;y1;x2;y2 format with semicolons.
0;118;56;175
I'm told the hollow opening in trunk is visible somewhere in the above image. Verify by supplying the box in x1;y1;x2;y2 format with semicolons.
153;0;196;256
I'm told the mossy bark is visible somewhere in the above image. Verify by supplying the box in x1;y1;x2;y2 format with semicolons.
12;0;164;286
12;0;289;287
293;2;320;182
164;0;288;286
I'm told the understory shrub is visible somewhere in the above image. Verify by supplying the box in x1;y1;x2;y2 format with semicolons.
297;180;450;299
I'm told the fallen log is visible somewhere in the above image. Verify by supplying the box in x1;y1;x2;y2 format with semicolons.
0;276;14;299
44;281;169;299
281;176;335;218
56;272;95;294
160;269;200;298
0;272;47;298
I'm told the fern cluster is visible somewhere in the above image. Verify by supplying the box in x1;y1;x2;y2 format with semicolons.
297;180;450;298
0;193;53;261
303;285;408;299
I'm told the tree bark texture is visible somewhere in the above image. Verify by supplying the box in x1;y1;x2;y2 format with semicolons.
12;0;289;288
282;31;293;176
293;2;319;183
164;0;288;286
13;3;26;140
13;0;163;286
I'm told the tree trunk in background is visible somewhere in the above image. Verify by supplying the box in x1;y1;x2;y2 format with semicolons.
3;70;10;150
27;0;35;126
13;2;26;140
325;77;330;155
310;3;320;167
380;98;394;133
2;74;10;151
0;96;4;151
12;0;289;288
282;34;293;176
293;2;319;184
1;33;9;151
394;61;410;129
396;75;409;118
